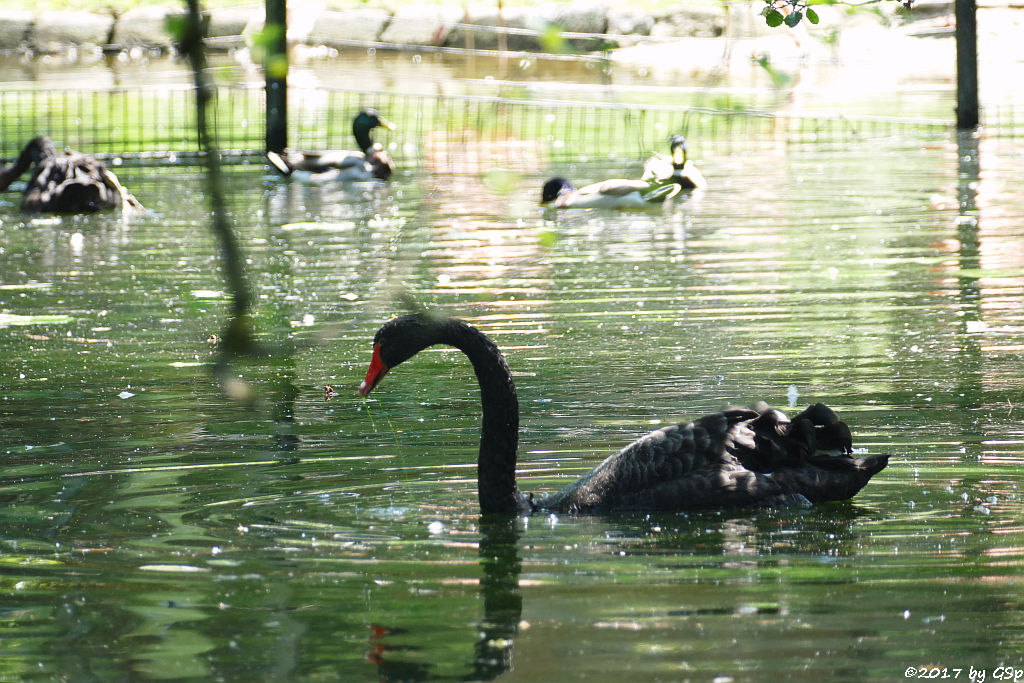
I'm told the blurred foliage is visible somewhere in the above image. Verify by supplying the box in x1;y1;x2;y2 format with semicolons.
754;54;795;89
248;22;287;77
482;168;523;195
538;25;573;54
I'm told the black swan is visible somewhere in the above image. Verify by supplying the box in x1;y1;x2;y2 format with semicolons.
642;135;707;190
358;314;890;514
267;108;395;183
0;135;142;214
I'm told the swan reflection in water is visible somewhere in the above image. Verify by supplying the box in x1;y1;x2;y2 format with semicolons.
366;517;523;681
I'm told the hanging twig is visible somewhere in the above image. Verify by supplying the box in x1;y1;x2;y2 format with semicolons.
178;0;259;364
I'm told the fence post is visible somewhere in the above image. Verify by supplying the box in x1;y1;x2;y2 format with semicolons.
955;0;979;129
266;0;288;152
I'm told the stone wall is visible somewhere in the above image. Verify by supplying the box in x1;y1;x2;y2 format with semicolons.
0;1;960;58
0;3;744;56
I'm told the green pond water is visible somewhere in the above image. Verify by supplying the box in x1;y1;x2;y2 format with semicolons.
2;130;1024;681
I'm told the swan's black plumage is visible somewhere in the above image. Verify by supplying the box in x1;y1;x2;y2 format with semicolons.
0;135;141;214
359;314;889;514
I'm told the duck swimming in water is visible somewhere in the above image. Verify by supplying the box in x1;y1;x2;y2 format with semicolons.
0;136;143;214
642;135;707;191
358;314;890;514
540;177;679;209
267;108;396;183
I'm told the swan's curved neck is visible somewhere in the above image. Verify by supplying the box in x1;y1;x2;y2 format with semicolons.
437;320;524;514
0;142;41;193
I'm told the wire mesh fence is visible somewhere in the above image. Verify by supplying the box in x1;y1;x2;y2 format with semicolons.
0;85;263;161
3;81;1017;171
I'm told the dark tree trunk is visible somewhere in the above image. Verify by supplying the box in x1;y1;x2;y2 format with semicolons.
265;0;288;153
955;0;979;129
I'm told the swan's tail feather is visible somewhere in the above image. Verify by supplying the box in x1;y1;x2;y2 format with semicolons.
734;403;890;503
778;452;890;503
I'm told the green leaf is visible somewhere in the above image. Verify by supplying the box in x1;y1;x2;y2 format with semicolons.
247;23;285;64
539;24;573;54
784;10;803;27
250;23;284;51
165;15;187;41
765;9;784;27
806;8;820;24
266;54;288;80
537;230;560;248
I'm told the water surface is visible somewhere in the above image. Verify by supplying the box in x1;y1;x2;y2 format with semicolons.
2;132;1023;680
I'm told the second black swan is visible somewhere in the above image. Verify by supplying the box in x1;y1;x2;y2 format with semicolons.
358;314;889;514
0;135;142;214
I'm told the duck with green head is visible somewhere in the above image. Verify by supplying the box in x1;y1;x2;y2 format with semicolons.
540;177;680;209
267;108;396;183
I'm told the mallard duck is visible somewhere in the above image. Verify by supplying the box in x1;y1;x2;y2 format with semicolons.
540;177;679;209
267;108;396;183
642;135;707;190
358;314;890;514
0;136;142;214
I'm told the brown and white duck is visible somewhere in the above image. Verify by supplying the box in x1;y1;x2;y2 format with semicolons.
267;108;396;183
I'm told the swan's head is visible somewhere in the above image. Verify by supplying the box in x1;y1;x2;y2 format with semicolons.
669;135;688;167
359;314;442;396
540;177;574;205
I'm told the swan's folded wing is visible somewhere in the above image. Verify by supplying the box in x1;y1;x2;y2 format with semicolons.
540;409;766;512
23;154;120;213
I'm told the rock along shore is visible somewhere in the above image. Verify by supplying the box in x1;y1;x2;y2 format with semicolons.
0;1;963;57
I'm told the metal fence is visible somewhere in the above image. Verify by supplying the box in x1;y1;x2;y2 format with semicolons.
1;82;1015;170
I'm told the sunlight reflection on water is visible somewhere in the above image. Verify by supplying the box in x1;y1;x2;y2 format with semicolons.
1;133;1024;679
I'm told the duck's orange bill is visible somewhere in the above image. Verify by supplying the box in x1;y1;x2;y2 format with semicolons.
358;343;389;396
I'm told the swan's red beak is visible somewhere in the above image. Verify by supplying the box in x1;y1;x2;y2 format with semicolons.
359;343;389;396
